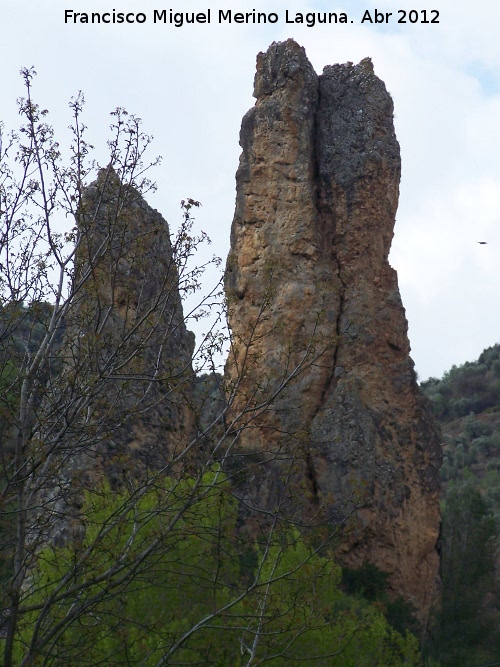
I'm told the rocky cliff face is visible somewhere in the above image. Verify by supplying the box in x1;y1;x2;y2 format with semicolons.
225;40;442;615
62;168;195;487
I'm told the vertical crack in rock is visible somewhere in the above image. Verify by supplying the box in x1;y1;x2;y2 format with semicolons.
225;40;442;618
309;77;347;422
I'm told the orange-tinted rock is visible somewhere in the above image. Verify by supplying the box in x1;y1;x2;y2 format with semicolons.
225;40;442;616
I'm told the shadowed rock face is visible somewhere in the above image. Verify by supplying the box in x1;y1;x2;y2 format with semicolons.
32;170;196;547
225;40;442;616
64;169;195;486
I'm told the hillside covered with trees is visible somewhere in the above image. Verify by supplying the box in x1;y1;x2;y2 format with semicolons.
421;347;500;666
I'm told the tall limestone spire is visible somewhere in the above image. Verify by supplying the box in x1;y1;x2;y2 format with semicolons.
224;39;442;616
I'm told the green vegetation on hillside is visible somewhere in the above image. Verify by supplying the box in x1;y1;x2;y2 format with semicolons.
421;347;500;666
421;345;500;524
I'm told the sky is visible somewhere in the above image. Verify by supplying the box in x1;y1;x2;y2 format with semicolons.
2;0;500;381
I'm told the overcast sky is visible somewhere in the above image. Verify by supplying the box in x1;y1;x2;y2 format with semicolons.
2;0;499;380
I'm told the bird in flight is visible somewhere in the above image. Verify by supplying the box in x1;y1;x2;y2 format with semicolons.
477;241;488;245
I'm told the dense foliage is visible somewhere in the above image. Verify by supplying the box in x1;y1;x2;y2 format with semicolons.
435;481;498;667
6;472;420;667
421;345;500;526
422;344;500;424
421;347;500;666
